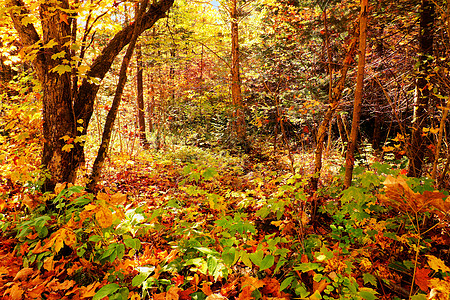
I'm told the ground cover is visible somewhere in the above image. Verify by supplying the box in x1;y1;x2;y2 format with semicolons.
0;146;449;299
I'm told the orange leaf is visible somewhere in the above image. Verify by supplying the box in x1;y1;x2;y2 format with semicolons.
110;192;127;205
261;277;281;296
9;283;24;300
55;183;67;195
201;282;213;296
43;255;54;271
153;292;166;300
166;286;181;300
96;206;113;228
206;294;227;300
415;268;431;292
80;282;101;298
60;13;69;25
13;267;34;281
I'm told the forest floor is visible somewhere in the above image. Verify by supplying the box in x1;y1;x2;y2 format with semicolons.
0;145;449;300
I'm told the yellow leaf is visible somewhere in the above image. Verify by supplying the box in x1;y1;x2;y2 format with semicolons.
55;182;67;195
62;144;74;152
430;127;440;134
84;203;97;211
97;192;109;203
427;255;450;273
64;228;77;247
96;206;113;228
110;192;127;205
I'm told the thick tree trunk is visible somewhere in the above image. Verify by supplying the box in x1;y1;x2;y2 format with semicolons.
344;0;368;189
407;0;435;177
8;0;174;192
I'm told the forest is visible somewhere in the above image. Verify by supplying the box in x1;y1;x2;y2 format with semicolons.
0;0;450;299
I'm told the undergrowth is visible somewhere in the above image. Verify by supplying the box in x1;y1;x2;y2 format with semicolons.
0;146;449;300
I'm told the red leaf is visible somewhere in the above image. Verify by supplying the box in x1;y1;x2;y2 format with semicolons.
415;268;431;292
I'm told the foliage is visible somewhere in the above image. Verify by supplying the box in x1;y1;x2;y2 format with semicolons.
1;146;450;299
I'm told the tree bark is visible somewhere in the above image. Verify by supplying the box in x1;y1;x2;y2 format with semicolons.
88;0;149;191
310;25;358;192
136;38;149;148
344;0;368;189
407;0;435;177
230;0;246;148
7;0;174;191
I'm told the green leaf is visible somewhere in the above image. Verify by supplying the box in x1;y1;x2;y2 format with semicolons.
410;295;427;300
280;276;294;290
195;247;219;256
362;273;377;287
249;250;264;267
93;283;120;300
51;51;66;60
259;254;274;271
207;255;218;274
359;289;378;300
222;247;237;267
294;263;320;272
202;167;217;180
124;238;141;250
132;273;149;287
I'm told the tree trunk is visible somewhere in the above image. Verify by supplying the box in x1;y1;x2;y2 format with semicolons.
344;0;368;189
88;0;149;191
7;0;174;192
136;38;149;148
230;0;246;148
407;0;435;177
310;25;358;192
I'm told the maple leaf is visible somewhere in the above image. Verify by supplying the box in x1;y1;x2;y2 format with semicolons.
415;268;431;292
206;294;227;300
60;13;69;25
427;255;450;273
237;276;265;300
261;277;281;296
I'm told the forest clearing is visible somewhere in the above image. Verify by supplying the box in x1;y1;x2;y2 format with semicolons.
0;0;450;299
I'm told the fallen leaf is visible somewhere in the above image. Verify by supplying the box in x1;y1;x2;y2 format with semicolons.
110;192;127;205
201;282;213;296
43;255;54;271
9;283;24;300
166;286;180;300
13;267;34;281
206;294;227;300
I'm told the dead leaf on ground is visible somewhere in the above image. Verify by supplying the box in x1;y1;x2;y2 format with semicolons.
13;267;34;281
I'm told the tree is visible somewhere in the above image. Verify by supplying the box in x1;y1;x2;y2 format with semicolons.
344;0;368;189
407;0;435;177
6;0;174;191
229;0;247;148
